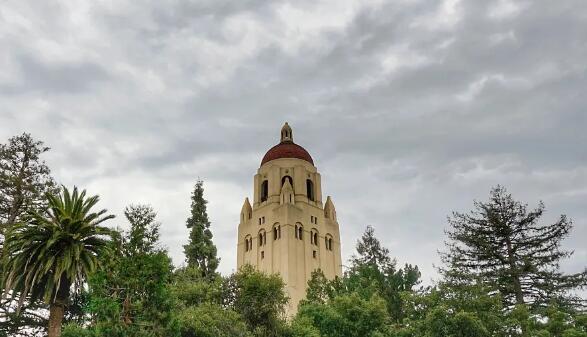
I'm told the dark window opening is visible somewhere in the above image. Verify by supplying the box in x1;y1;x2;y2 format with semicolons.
298;227;303;240
260;180;268;202
313;250;317;258
259;232;266;246
306;179;314;201
261;251;265;259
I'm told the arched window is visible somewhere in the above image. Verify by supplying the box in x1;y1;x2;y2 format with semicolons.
310;229;319;246
245;235;252;252
306;179;314;201
281;175;293;187
325;234;333;251
260;180;268;202
295;224;303;240
258;230;266;246
273;224;281;240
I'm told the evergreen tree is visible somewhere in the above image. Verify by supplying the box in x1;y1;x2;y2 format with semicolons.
0;133;57;238
347;226;421;322
124;204;160;256
183;180;219;278
0;133;57;337
86;204;177;337
351;225;395;271
440;185;587;311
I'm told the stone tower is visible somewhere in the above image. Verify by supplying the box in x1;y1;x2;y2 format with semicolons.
237;122;343;315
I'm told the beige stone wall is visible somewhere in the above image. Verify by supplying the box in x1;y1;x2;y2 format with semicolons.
237;157;343;316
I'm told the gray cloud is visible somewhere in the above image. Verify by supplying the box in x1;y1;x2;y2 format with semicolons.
1;0;585;282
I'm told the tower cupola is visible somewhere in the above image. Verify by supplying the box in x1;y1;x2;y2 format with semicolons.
261;123;314;166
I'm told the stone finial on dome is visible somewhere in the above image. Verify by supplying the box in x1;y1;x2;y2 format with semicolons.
280;122;293;143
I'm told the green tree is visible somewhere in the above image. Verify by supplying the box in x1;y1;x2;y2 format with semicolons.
440;186;587;311
0;133;57;337
296;292;389;337
183;180;219;278
171;266;223;308
177;303;251;337
0;133;57;233
225;265;289;337
124;204;160;255
1;186;114;337
347;226;421;322
87;204;177;337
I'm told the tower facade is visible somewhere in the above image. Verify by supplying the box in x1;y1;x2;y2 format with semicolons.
237;123;343;315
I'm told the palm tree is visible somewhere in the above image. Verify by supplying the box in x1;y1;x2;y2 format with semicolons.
1;186;114;337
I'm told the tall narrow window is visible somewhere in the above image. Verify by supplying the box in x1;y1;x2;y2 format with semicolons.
260;180;268;202
325;235;333;251
306;179;314;201
245;236;252;252
258;231;266;247
298;226;303;240
310;229;319;246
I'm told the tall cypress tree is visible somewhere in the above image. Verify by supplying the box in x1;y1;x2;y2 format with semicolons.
183;180;219;277
441;185;587;311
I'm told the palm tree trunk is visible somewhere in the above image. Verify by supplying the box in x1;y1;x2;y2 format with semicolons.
48;276;70;337
48;302;65;337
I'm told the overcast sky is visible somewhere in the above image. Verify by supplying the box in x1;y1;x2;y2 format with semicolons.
1;0;586;282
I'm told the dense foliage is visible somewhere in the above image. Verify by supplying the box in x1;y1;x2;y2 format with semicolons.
440;186;587;311
2;186;114;337
0;133;57;336
1;133;585;337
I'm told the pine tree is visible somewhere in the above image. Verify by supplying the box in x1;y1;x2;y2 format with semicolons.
440;185;587;311
183;180;219;277
351;225;396;271
0;133;57;237
0;133;57;337
348;226;421;322
124;204;160;256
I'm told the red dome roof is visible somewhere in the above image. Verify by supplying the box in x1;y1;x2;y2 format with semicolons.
261;141;314;166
